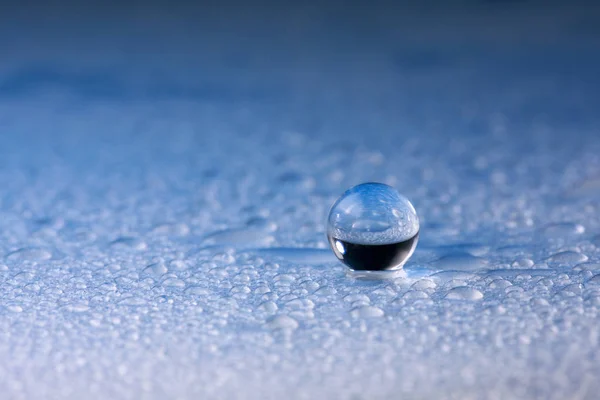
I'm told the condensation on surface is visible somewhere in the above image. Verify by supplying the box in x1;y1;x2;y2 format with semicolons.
1;3;600;400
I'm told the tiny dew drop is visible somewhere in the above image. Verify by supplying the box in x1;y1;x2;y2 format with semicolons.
327;182;419;271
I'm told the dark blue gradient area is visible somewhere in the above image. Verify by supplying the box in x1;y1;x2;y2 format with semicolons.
1;1;600;399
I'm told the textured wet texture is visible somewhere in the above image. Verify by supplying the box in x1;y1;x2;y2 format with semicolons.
1;2;600;399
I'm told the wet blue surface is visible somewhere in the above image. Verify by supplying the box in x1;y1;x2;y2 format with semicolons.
1;2;600;399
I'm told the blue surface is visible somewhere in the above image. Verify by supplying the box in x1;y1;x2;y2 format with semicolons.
1;2;600;399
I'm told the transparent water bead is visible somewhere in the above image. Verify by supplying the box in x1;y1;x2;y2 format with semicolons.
327;182;419;271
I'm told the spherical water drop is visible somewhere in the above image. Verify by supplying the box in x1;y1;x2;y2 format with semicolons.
327;182;419;271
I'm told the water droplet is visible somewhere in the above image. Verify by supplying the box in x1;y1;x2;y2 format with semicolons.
343;293;370;303
433;253;488;271
5;303;23;312
273;274;296;286
429;271;475;283
351;305;385;318
248;248;336;265
540;223;585;238
266;314;299;330
545;251;588;267
229;285;251;297
314;286;337;296
109;237;147;251
162;278;185;288
486;268;554;278
143;262;168;277
285;298;315;310
6;247;52;262
258;301;278;313
327;183;419;271
512;257;534;268
203;228;274;248
402;290;430;300
245;217;277;232
587;274;600;284
63;303;89;312
561;283;583;296
118;297;146;306
410;279;436;291
488;279;512;289
185;286;210;295
445;286;483;300
151;223;190;236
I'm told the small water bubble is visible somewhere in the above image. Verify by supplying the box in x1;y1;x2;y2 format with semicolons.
98;282;117;292
314;286;337;296
151;223;190;236
143;262;168;277
24;282;41;292
350;305;385;318
254;285;271;295
512;257;534;268
212;251;236;264
371;286;397;297
229;285;251;297
258;301;278;313
561;283;583;296
245;217;277;232
6;304;23;313
579;270;594;280
445;286;483;301
12;271;35;284
63;303;90;313
343;293;370;303
209;267;229;279
6;247;52;262
278;293;297;302
203;228;275;248
185;286;210;295
444;279;469;290
530;297;550;307
109;237;147;251
540;222;585;238
488;279;512;289
545;251;588;267
162;277;186;288
587;274;600;284
266;314;299;330
118;297;147;306
433;253;488;271
273;274;296;286
169;260;189;271
232;273;251;284
573;262;600;272
285;298;315;310
402;290;430;300
411;279;437;290
299;280;320;293
430;271;475;284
